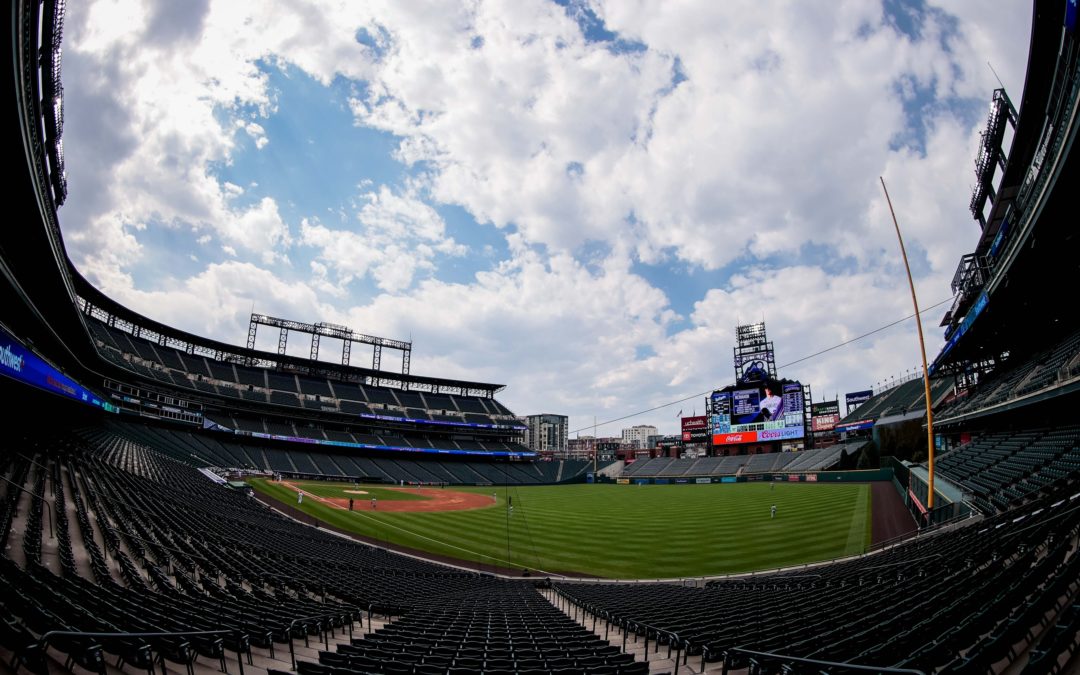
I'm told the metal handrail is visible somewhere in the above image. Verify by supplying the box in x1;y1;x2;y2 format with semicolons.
722;646;925;674
0;474;54;539
860;553;942;572
552;586;684;666
285;611;356;670
38;628;246;675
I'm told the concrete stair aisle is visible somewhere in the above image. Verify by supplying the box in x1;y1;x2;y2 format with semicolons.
539;586;731;674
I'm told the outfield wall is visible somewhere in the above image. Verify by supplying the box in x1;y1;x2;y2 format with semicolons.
614;468;894;485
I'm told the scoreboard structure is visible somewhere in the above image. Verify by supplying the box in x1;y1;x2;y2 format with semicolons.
707;322;814;450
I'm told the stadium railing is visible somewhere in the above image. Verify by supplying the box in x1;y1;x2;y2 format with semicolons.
35;628;248;675
548;585;685;669
0;474;53;540
285;612;356;670
719;646;925;675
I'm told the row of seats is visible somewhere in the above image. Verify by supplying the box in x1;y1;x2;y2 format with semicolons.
621;444;848;478
94;421;600;485
2;429;647;674
303;586;647;675
5;421;1079;674
936;425;1080;513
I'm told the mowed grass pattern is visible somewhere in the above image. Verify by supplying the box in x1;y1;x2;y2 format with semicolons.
251;480;871;578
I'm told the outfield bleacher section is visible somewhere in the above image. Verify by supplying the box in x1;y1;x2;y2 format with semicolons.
934;425;1080;515
840;377;953;424
620;444;853;479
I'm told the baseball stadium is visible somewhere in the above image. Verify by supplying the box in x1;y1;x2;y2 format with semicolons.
2;1;1080;674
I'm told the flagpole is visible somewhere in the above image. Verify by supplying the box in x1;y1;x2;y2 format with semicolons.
880;177;936;512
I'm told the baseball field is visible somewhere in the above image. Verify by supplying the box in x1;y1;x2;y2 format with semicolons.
250;478;872;579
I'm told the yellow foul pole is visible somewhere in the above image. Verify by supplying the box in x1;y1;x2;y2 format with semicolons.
879;177;936;511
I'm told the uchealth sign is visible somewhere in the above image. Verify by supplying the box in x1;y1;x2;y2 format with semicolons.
681;415;710;442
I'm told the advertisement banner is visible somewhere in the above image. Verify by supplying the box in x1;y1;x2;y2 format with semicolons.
811;401;840;416
811;413;840;432
787;474;800;482
811;401;840;431
681;415;710;442
845;390;873;414
806;474;818;482
246;431;535;458
720;476;737;483
0;327;117;412
835;419;875;433
712;425;805;446
713;430;757;445
616;478;630;485
695;477;711;484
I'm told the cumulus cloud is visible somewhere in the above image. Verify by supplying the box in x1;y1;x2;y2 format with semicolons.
299;185;465;293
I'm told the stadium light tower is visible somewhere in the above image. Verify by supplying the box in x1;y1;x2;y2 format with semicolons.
880;177;936;512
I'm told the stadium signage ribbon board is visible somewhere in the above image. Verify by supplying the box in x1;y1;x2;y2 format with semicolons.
0;327;117;412
835;419;875;433
243;430;536;458
358;411;527;432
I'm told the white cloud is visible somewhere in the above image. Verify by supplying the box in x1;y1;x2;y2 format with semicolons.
241;121;269;149
221;197;291;262
97;261;334;342
299;185;464;293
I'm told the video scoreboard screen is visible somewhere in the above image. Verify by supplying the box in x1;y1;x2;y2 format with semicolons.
711;381;804;446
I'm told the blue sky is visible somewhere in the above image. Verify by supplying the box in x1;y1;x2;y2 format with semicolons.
58;0;1033;435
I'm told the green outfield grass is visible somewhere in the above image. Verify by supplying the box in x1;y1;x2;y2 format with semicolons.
250;479;871;578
